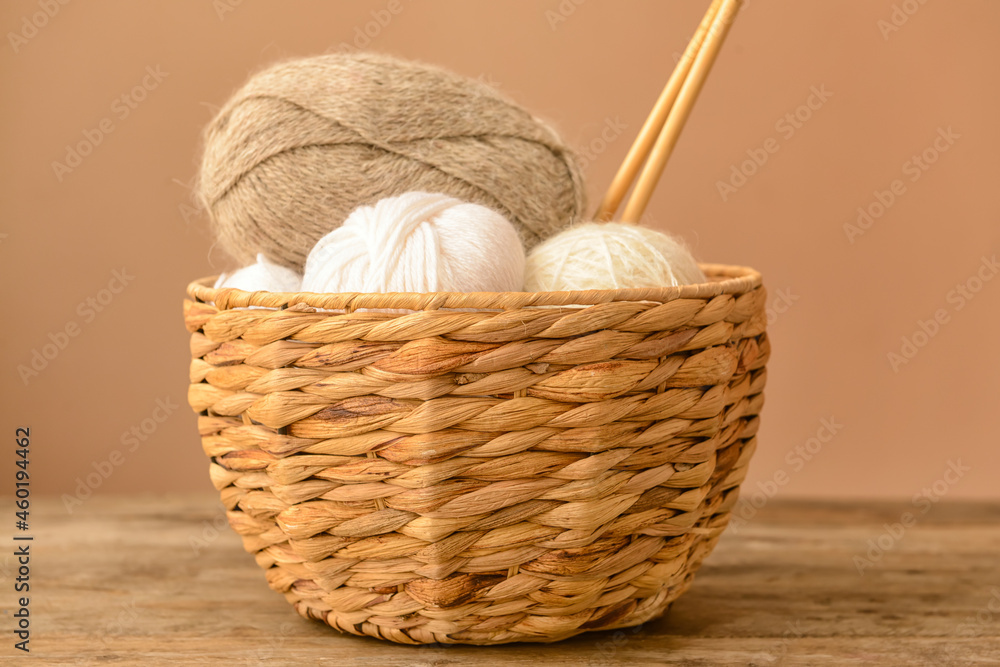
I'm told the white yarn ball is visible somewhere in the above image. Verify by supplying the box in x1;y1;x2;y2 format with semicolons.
301;192;526;294
214;253;302;292
524;222;706;292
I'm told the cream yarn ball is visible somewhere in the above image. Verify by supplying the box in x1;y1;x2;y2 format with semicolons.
301;192;526;294
214;253;302;292
524;222;706;292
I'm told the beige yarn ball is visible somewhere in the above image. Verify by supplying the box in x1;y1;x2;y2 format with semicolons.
524;222;707;292
197;52;586;271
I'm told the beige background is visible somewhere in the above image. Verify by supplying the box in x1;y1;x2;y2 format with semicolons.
2;0;997;501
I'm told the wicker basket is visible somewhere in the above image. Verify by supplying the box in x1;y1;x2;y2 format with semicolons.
182;264;768;645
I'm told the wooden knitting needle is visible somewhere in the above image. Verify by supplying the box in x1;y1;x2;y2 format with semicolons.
619;0;743;223
594;0;723;222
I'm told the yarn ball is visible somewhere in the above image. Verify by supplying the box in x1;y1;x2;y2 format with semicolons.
214;253;302;292
301;192;525;294
524;222;707;292
198;51;586;271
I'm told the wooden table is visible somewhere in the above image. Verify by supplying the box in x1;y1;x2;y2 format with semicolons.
5;496;998;665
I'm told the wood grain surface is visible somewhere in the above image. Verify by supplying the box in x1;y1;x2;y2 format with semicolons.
2;496;997;665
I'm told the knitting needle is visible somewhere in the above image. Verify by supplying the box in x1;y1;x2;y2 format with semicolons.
620;0;742;223
594;0;724;222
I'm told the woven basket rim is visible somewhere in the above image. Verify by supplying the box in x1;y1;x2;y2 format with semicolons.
187;263;761;311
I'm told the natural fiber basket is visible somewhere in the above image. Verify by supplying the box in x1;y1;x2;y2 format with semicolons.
182;264;768;645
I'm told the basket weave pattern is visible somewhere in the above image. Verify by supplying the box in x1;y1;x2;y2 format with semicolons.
183;265;768;645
